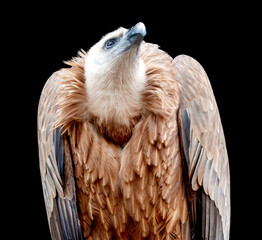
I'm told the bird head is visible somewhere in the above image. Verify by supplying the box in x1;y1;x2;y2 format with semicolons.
84;22;147;126
84;22;147;88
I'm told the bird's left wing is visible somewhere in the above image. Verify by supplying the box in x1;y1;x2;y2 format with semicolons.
173;55;230;240
37;70;83;240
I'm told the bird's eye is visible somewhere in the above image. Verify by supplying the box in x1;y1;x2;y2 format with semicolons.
104;38;117;49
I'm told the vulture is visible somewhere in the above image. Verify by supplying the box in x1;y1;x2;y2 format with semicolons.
37;22;230;240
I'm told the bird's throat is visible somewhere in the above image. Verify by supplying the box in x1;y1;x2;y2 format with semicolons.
86;59;146;146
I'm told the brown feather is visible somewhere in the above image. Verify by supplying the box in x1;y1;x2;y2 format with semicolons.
174;55;230;239
39;24;229;239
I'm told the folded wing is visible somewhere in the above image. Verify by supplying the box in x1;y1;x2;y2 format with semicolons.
37;71;83;240
173;55;230;240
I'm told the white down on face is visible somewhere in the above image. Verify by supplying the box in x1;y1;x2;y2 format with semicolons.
84;27;147;127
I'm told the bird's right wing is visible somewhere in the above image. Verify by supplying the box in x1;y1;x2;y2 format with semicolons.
37;70;83;240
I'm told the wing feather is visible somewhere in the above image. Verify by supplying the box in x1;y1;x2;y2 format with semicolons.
173;55;230;240
38;71;83;239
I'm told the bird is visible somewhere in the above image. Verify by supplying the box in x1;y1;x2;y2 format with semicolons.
37;22;230;240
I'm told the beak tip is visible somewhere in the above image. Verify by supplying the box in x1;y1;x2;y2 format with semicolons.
126;22;147;45
134;22;147;37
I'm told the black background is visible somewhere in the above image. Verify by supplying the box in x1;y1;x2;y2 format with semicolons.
4;3;258;239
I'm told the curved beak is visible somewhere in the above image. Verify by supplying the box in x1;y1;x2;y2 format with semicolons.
125;22;147;46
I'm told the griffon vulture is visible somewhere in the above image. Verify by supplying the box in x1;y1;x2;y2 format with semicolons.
38;22;230;240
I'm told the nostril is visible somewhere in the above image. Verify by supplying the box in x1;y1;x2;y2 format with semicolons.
127;27;133;34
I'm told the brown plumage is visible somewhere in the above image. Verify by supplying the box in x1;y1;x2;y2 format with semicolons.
38;22;230;240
